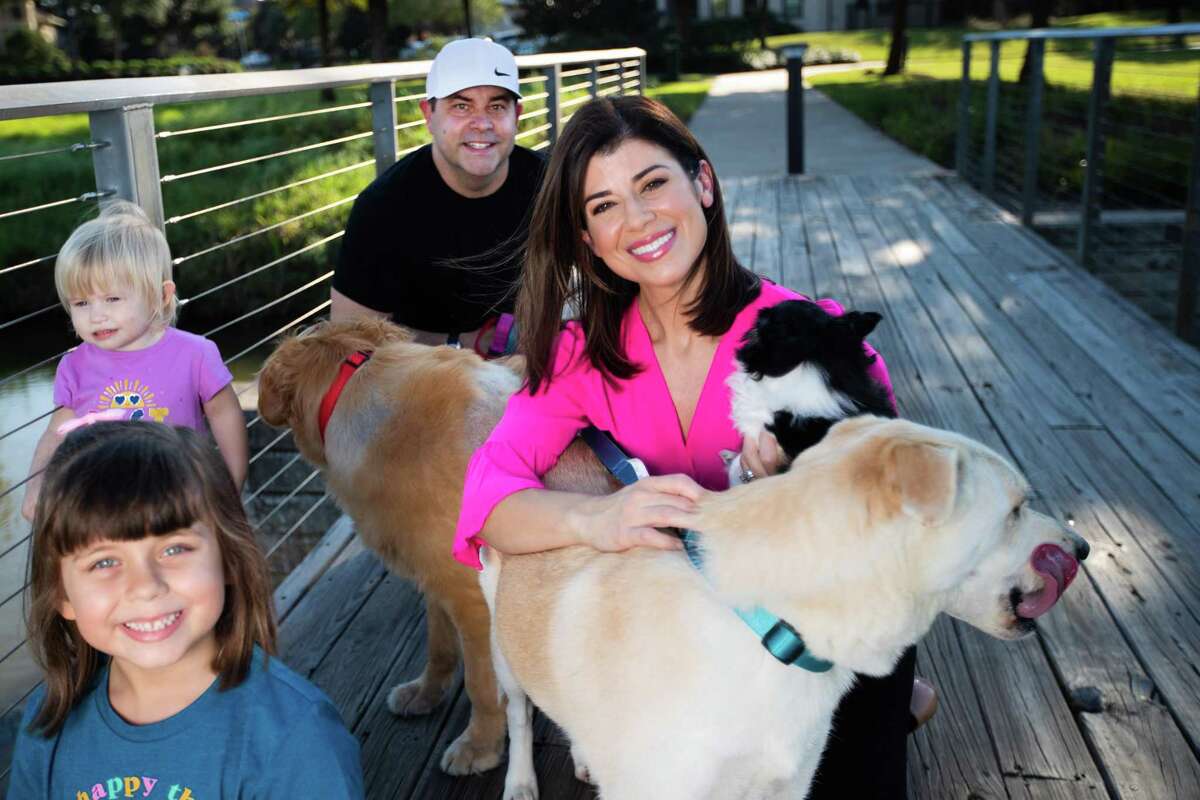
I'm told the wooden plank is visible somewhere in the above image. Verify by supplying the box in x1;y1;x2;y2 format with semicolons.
926;175;1200;377
1037;271;1200;395
926;176;1062;270
408;692;595;800
727;175;759;269
309;573;427;729
956;631;1105;790
1052;432;1200;753
277;550;388;677
798;178;847;301
274;514;357;623
750;178;783;283
1007;776;1107;800
880;190;1098;429
907;618;1009;800
891;187;1200;525
1018;273;1200;460
778;177;814;294
353;643;467;798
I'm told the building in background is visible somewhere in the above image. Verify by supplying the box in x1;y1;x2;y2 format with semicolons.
0;0;64;48
656;0;944;31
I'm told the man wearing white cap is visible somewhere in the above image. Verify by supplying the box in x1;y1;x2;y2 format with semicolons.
332;38;544;354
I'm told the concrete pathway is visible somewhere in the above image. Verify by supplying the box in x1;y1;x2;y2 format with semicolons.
687;66;944;178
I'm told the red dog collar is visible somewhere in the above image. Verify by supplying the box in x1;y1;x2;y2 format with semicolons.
317;350;372;443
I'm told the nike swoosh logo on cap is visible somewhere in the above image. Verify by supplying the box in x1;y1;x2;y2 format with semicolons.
494;68;511;76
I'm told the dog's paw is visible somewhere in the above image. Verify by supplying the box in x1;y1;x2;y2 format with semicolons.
386;679;444;716
502;780;538;800
570;745;593;784
439;730;504;775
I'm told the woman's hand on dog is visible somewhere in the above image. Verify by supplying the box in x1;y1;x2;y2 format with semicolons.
740;430;783;481
575;475;706;553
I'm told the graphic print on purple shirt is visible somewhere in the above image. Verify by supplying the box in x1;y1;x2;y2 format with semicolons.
52;327;233;432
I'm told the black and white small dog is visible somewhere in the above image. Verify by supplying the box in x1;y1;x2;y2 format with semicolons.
725;300;896;485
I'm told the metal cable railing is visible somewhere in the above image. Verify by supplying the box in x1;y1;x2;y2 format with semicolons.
0;140;107;163
0;190;113;221
161;130;375;183
164;159;375;225
157;100;372;139
957;24;1200;341
0;46;648;737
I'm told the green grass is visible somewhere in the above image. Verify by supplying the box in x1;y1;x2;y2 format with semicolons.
766;9;1200;100
645;74;715;123
0;74;712;356
763;10;1198;217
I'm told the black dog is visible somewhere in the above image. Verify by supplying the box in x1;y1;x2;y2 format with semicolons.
725;300;895;482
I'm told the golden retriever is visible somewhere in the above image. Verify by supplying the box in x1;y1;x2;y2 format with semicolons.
482;415;1090;800
257;318;616;775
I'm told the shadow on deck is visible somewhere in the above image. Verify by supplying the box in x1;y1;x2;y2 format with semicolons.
275;173;1200;799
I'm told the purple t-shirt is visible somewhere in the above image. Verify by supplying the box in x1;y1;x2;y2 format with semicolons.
52;327;233;432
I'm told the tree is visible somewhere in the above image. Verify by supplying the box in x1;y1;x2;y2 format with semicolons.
883;0;908;76
368;0;387;60
1018;0;1051;85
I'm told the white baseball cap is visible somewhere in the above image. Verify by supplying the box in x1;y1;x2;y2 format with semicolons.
426;38;522;100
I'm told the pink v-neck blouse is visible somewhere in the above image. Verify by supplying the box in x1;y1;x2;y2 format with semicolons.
453;281;895;569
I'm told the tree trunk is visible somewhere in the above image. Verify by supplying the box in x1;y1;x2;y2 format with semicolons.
462;0;472;37
318;0;333;99
1019;0;1051;84
110;0;124;61
1167;0;1184;49
883;0;909;76
755;0;768;50
369;0;388;62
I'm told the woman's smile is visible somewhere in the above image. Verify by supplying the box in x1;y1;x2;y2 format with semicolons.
627;228;676;261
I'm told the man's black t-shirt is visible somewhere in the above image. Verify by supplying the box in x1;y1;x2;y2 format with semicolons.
334;144;545;334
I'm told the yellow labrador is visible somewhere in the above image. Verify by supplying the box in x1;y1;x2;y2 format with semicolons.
483;415;1089;800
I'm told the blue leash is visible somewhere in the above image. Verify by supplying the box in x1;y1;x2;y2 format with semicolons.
579;426;833;673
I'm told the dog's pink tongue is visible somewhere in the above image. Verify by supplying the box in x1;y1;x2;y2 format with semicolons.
1017;544;1079;619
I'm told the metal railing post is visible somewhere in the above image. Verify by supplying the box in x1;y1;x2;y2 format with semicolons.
783;44;808;175
589;62;599;99
616;60;626;96
956;40;971;177
1177;86;1200;340
638;55;647;95
88;105;164;229
1078;37;1114;267
544;63;562;148
368;80;397;176
1021;39;1045;227
982;40;1000;195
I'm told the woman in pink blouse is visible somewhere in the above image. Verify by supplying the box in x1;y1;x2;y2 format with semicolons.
456;95;921;798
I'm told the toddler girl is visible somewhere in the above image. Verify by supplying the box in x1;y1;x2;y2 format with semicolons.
9;421;364;797
21;201;248;520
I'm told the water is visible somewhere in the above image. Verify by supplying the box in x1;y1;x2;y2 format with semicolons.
0;331;267;724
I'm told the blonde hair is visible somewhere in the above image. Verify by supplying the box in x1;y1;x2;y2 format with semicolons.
55;200;178;326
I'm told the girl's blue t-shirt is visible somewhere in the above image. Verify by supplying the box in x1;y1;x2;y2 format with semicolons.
6;647;363;799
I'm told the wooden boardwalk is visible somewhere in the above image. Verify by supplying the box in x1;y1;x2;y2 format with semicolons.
275;173;1200;799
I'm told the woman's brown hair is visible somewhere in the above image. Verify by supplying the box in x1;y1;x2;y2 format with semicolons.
25;422;277;736
517;94;760;393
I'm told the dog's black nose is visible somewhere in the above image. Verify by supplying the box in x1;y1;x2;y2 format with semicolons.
1074;539;1090;562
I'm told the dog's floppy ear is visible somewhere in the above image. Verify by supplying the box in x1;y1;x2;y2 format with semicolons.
257;342;301;428
841;310;882;341
889;441;960;527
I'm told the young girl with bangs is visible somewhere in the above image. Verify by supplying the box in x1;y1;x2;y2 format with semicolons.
20;201;247;521
8;422;363;797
